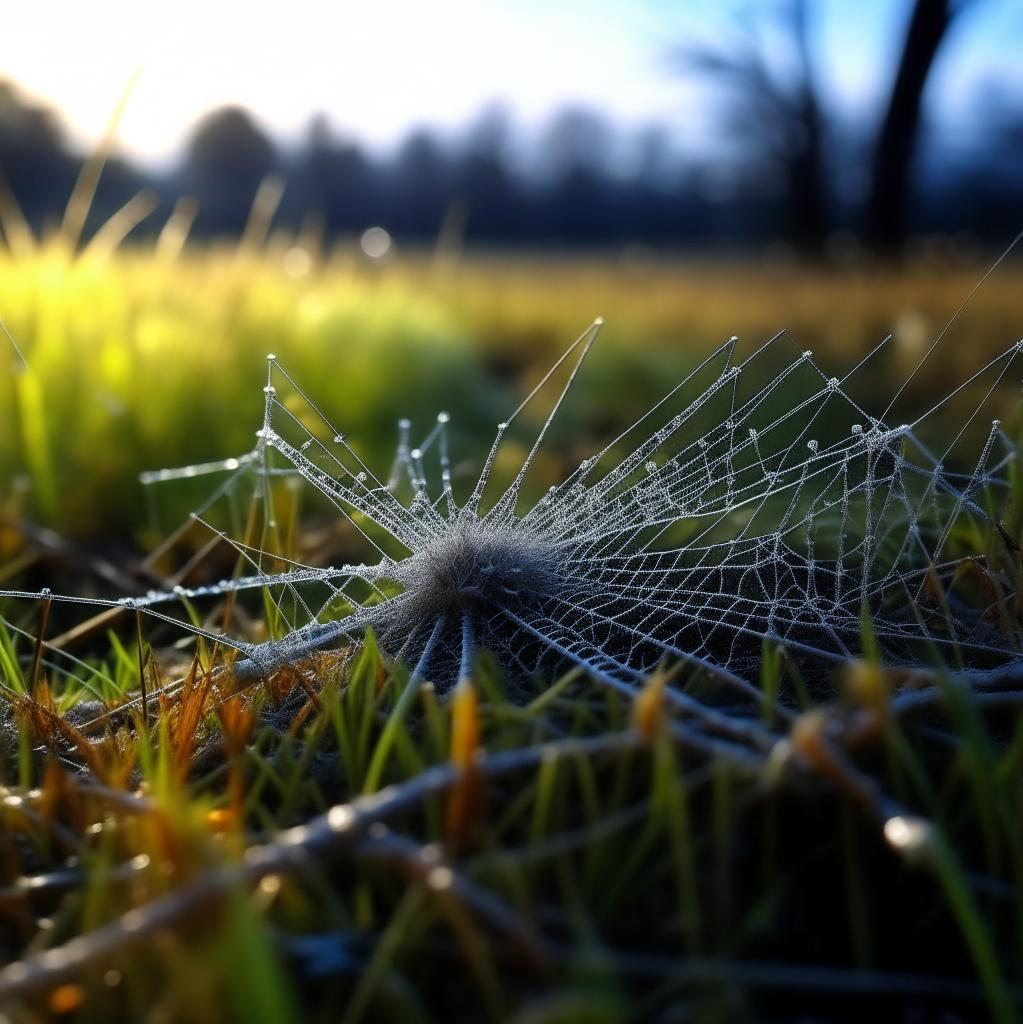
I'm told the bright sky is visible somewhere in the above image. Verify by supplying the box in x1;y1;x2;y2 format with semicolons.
3;0;1021;166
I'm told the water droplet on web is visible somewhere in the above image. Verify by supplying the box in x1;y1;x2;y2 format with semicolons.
300;440;313;452
333;434;345;444
355;472;367;483
263;385;276;396
437;411;450;424
645;461;657;473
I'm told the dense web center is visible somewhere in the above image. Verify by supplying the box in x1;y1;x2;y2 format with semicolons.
388;520;562;620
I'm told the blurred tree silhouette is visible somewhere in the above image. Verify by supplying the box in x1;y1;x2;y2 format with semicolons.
389;128;452;237
290;114;377;234
540;107;619;243
866;0;975;251
0;81;76;231
183;106;276;234
453;104;521;240
673;0;828;254
674;0;1001;254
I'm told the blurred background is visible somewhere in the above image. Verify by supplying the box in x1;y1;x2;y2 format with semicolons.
4;0;1022;252
0;0;1021;548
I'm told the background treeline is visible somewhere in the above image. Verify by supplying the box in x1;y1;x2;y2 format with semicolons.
1;0;1021;256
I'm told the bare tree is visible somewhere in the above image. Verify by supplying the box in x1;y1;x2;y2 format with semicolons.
672;0;828;254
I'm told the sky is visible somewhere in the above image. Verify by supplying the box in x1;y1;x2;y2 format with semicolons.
3;0;1022;166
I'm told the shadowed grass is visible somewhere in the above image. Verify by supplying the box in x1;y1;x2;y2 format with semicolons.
0;615;1021;1021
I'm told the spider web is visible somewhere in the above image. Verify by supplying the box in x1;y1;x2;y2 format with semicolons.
2;313;1023;727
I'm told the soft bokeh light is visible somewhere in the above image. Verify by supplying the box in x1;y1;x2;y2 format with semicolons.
360;226;392;259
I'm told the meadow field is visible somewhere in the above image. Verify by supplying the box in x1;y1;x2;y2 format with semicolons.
2;237;1023;1023
2;236;1021;542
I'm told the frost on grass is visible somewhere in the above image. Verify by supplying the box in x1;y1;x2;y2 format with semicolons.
4;319;1023;719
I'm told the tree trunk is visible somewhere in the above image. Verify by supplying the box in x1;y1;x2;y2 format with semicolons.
787;0;828;255
865;0;954;253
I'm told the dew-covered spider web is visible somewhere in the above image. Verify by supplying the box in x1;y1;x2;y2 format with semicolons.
4;302;1023;731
